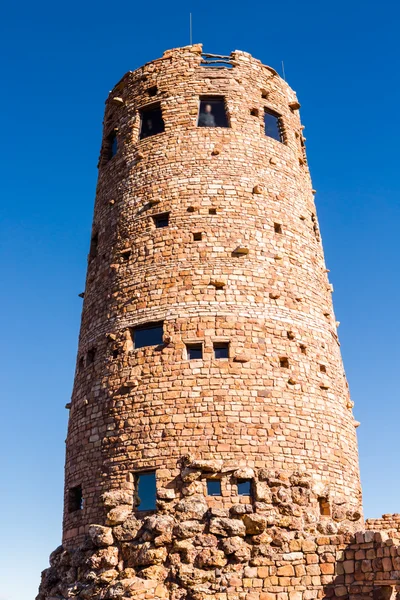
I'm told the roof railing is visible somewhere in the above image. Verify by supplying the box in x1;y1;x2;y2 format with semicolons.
200;53;234;68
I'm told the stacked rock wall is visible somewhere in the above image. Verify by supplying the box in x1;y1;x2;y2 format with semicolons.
36;45;396;600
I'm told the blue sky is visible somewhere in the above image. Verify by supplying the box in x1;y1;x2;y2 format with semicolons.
0;0;399;598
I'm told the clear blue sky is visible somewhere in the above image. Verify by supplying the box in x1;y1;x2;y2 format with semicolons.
0;0;399;598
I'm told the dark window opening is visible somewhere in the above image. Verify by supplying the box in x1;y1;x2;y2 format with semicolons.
209;208;217;215
136;471;157;511
147;85;158;97
193;232;202;241
133;322;164;349
153;212;170;228
68;485;83;512
264;109;283;142
300;345;307;355
280;357;289;368
250;108;259;117
261;89;268;99
318;497;331;516
186;343;203;360
207;479;222;496
237;480;251;496
320;364;327;373
139;104;165;139
89;233;98;259
120;249;131;262
213;342;229;359
274;223;282;234
187;206;196;213
112;348;119;359
87;348;96;364
198;97;229;128
105;130;118;160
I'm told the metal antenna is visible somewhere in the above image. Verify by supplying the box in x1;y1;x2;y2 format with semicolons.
281;60;286;81
189;13;193;45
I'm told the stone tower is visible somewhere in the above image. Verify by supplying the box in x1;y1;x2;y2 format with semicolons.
40;45;400;600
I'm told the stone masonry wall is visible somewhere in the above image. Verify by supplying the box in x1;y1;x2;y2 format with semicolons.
62;44;361;548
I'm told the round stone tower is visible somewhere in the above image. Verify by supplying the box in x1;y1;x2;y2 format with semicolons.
61;45;362;552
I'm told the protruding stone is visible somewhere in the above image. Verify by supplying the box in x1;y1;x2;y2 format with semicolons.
88;525;114;547
106;504;132;525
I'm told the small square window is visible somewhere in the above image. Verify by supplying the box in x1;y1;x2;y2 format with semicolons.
136;471;157;511
139;104;165;139
280;357;289;368
198;97;229;128
153;213;170;228
147;85;158;97
209;208;217;215
133;322;164;349
213;342;229;359
237;480;251;496
320;364;327;373
186;343;203;360
264;109;283;142
193;232;202;241
207;479;222;496
274;223;282;234
68;485;83;512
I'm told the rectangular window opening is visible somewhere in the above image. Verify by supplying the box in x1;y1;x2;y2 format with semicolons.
68;485;83;512
147;85;158;97
153;212;170;229
133;322;164;349
274;223;282;234
136;471;157;511
198;97;229;128
139;104;165;139
207;479;222;496
250;108;259;117
318;497;331;516
105;130;118;160
320;364;327;373
209;208;217;215
237;480;252;496
213;342;229;359
264;109;284;143
300;345;307;355
89;233;98;259
186;343;203;360
280;357;289;368
87;348;96;364
193;232;202;241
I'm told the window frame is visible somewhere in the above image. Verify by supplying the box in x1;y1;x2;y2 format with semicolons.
186;342;203;360
139;103;165;140
132;321;164;349
152;212;170;229
197;96;230;128
135;470;157;512
263;107;285;143
213;342;230;360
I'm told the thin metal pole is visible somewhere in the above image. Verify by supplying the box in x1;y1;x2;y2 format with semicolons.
281;60;286;81
189;13;193;45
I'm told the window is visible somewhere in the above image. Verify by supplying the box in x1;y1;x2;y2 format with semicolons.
318;497;331;516
133;322;164;349
153;213;170;228
198;97;229;128
147;85;158;97
139;104;165;139
264;109;283;142
250;108;259;117
136;471;157;511
209;208;217;215
193;232;202;241
207;479;222;496
68;485;83;512
105;130;118;160
87;348;96;364
320;364;327;373
89;233;98;259
213;342;229;359
280;357;289;368
274;223;282;234
186;343;203;360
237;480;251;496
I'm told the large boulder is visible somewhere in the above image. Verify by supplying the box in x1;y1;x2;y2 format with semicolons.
209;517;246;537
195;547;227;568
243;514;267;535
106;504;132;526
175;494;208;520
88;525;114;547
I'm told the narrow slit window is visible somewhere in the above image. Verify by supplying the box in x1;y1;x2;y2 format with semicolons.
87;348;96;364
318;497;331;516
198;97;229;128
105;130;118;160
153;213;170;228
207;479;222;496
133;322;164;349
139;104;165;139
136;471;157;511
68;485;83;512
89;233;98;259
186;343;203;360
264;109;283;142
213;342;229;359
300;345;307;355
237;480;251;496
274;223;282;234
193;232;202;241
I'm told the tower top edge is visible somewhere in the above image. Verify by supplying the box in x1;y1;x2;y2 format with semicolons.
109;44;293;100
